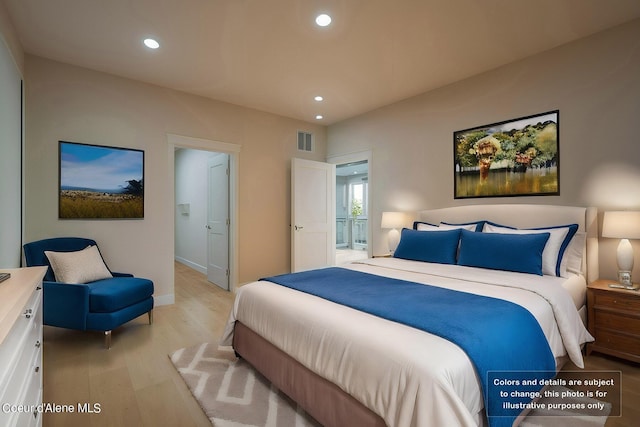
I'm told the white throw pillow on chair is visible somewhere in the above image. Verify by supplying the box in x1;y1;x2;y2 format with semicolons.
45;245;113;284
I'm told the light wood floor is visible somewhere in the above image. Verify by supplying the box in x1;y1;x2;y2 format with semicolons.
42;262;232;427
42;262;640;426
562;355;640;426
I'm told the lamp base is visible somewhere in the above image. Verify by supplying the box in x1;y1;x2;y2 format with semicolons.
387;228;400;254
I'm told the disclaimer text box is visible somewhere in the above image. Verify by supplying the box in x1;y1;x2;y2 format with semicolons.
487;370;621;418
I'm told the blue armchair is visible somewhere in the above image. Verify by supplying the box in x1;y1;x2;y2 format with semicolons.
23;237;154;348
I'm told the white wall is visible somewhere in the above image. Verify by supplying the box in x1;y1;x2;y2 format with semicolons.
0;2;22;74
0;16;22;268
174;148;209;273
328;19;640;281
23;55;327;302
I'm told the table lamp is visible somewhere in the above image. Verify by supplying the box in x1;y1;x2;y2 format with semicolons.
602;211;640;289
381;212;405;254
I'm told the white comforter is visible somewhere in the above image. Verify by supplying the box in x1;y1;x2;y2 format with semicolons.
221;258;594;427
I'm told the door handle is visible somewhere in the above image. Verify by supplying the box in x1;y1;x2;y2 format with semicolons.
294;225;304;231
205;225;212;229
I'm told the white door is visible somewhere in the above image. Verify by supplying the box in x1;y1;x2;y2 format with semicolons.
291;158;336;272
207;153;229;290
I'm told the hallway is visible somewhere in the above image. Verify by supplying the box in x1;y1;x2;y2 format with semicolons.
336;248;368;265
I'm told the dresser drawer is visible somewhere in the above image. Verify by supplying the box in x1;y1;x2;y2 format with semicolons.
0;330;42;403
0;268;46;427
12;350;43;427
594;328;640;357
593;291;640;312
13;404;40;427
594;310;640;336
0;288;42;394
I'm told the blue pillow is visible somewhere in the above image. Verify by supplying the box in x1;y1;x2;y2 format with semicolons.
483;222;579;277
457;229;550;275
394;228;461;264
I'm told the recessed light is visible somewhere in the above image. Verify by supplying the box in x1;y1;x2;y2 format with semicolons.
315;14;332;27
314;96;324;102
143;38;160;49
315;115;324;120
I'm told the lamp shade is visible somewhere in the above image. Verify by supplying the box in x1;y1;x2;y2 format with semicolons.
602;211;640;239
381;212;405;229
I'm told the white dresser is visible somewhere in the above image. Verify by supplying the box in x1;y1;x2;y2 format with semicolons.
0;267;47;427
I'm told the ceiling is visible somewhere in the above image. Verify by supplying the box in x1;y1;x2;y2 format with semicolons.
4;0;640;125
337;160;368;177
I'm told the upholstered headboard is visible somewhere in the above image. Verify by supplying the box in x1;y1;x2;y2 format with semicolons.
416;204;598;282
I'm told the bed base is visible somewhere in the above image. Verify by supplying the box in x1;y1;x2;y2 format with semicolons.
233;321;387;427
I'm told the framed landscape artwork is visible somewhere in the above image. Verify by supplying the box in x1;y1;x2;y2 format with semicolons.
59;141;144;219
453;110;559;199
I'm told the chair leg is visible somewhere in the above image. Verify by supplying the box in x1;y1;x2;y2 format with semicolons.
148;309;154;325
104;330;112;349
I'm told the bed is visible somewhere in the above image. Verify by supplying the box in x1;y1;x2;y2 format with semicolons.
220;204;598;427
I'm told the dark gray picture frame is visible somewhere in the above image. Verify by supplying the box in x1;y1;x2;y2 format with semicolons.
59;141;144;219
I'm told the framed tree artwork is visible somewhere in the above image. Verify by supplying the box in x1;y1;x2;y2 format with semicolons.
453;110;559;199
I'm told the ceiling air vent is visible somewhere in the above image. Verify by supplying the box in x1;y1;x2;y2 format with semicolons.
297;131;313;152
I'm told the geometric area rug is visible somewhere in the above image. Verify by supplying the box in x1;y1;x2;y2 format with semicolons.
169;342;321;427
171;342;610;427
518;384;611;427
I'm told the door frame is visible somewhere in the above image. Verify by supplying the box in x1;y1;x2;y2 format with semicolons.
327;150;373;259
167;133;240;292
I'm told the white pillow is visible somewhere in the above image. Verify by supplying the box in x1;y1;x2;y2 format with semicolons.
564;232;586;275
416;222;476;231
45;245;113;284
439;223;477;231
482;223;577;277
416;222;440;231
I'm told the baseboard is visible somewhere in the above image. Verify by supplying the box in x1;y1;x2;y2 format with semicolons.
154;293;175;306
175;256;206;275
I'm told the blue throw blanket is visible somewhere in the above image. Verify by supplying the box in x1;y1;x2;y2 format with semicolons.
262;267;556;427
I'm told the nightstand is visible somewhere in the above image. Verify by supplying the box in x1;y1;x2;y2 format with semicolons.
587;279;640;363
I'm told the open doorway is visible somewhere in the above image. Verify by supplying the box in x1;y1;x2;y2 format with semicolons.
168;134;240;293
175;148;229;290
335;160;369;264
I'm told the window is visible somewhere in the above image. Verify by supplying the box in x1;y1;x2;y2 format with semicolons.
349;181;368;218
